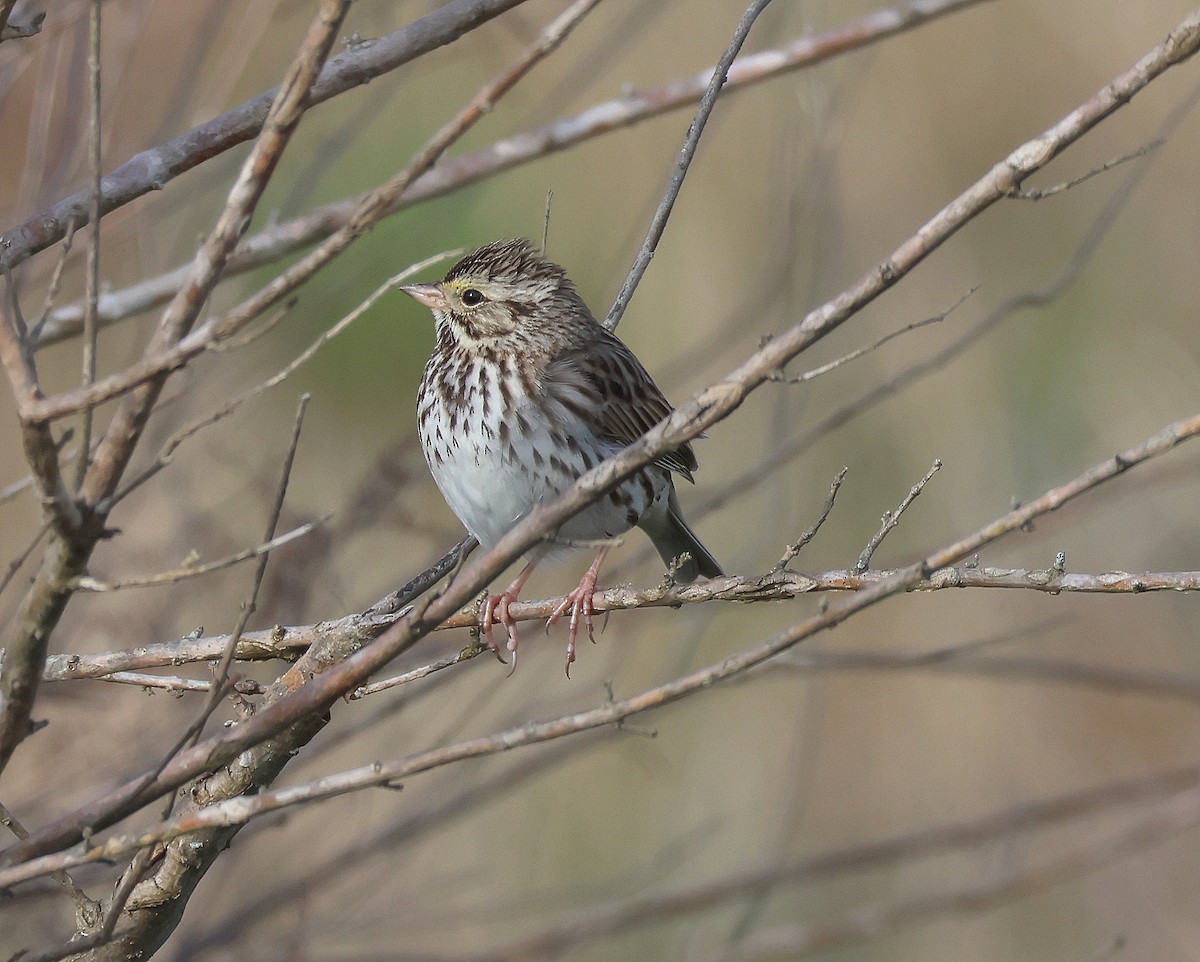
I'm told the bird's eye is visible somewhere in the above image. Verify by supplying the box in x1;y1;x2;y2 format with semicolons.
460;288;485;306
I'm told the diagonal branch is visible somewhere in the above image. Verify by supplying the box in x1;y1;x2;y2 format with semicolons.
9;429;1200;885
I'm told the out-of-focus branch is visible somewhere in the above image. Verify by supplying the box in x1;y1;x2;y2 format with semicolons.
0;0;349;783
0;0;530;271
485;769;1200;962
74;0;103;490
20;0;605;425
32;0;993;348
685;37;1200;528
76;0;349;507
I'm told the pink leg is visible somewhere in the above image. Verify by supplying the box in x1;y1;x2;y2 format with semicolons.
547;547;609;676
480;559;538;671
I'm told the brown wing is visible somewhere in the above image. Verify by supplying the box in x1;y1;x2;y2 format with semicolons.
542;328;698;482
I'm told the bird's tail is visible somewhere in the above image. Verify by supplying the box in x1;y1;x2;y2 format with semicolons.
647;487;724;582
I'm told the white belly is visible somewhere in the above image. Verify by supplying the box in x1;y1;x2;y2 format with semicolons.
418;355;655;555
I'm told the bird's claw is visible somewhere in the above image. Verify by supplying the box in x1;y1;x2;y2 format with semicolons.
547;576;600;677
479;591;519;666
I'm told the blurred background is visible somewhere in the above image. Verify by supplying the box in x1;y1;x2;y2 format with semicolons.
2;0;1200;959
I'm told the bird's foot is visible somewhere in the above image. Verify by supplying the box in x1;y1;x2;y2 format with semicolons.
547;548;609;677
479;560;538;675
480;590;519;670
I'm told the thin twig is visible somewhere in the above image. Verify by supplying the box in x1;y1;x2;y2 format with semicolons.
209;394;311;712
363;535;479;619
605;0;774;331
71;517;327;592
855;459;942;572
114;248;461;504
770;287;974;385
348;643;486;699
1008;139;1164;200
75;0;102;491
0;521;49;600
27;220;76;345
773;467;848;572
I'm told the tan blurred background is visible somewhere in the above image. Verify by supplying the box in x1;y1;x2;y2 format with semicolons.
2;0;1200;959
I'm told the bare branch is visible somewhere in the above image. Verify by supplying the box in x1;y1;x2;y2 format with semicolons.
77;0;350;508
770;288;972;385
1008;139;1164;200
36;564;1200;685
206;393;310;697
12;398;1200;877
0;0;349;786
84;672;215;694
7;686;1200;894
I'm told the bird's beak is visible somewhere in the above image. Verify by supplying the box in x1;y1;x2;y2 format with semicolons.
398;282;450;312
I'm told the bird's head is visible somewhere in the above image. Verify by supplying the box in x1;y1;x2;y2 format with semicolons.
399;238;584;343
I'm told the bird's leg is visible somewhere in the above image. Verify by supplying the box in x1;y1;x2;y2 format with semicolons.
547;546;610;676
480;559;538;669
